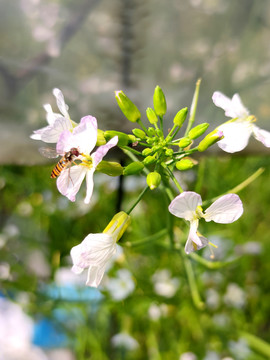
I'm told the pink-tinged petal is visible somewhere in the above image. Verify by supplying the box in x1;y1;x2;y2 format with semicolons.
185;222;208;254
56;130;73;154
231;94;250;119
84;168;95;204
217;122;252;153
71;116;98;155
40;117;72;143
86;264;107;287
91;136;118;167
168;192;202;221
53;88;70;119
252;125;270;147
204;194;243;224
57;165;87;202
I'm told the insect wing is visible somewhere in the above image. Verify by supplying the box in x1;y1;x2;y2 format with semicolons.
39;147;59;159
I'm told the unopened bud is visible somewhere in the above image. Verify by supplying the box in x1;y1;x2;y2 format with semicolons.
176;158;195;171
198;129;224;152
96;161;123;176
142;148;152;156
96;129;106;146
128;134;137;143
153;86;167;116
148;127;156;137
165;148;174;157
147;171;161;190
115;90;141;123
104;130;130;147
173;107;188;127
143;155;156;165
188;123;209;140
178;137;192;148
132;128;146;139
123;161;144;175
146;107;158;124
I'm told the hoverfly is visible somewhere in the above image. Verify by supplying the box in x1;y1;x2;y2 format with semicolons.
39;147;81;178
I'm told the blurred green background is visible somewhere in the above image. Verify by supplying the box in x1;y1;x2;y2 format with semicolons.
0;0;270;359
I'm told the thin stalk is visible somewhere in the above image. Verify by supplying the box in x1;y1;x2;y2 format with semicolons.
190;252;240;269
126;186;149;215
184;78;201;136
162;163;184;193
120;145;142;156
122;228;167;248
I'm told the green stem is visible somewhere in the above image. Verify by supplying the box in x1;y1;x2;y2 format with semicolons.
162;163;184;193
120;145;142;156
138;119;149;134
189;252;240;269
159;115;163;132
122;229;167;248
202;167;265;207
184;79;201;137
240;331;270;358
167;124;178;139
126;186;149;215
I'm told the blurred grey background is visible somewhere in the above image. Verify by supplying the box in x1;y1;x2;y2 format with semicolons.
1;0;270;164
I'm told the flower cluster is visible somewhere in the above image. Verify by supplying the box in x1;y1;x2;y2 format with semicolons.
31;84;268;287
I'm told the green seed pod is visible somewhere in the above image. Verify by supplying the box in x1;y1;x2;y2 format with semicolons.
173;107;188;127
147;171;161;190
115;90;141;123
104;130;130;147
178;137;192;148
188;123;209;140
146;107;158;124
142;148;153;156
198;129;224;152
153;86;167;116
132;128;146;139
96;161;123;176
176;158;194;171
143;155;156;165
123;161;144;175
127;134;137;143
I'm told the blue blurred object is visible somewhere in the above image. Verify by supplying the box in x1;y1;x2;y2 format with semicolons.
32;317;68;348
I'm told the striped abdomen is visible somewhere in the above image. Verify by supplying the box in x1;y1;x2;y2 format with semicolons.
50;158;69;178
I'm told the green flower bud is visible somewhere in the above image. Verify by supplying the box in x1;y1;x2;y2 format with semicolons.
96;129;106;146
156;129;163;138
153;86;167;116
123;161;144;175
146;107;158;124
147;171;161;190
188;123;209;140
96;161;123;176
173;107;188;127
143;155;156;165
175;158;194;171
132;128;146;139
198;129;224;152
115;90;141;123
104;130;130;147
148;127;156;137
146;138;154;145
165;148;174;157
142;148;153;156
128;134;137;143
178;137;192;148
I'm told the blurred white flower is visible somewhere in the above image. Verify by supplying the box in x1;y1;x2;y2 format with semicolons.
0;298;48;360
224;283;246;309
203;350;220;360
152;269;180;298
148;303;169;321
111;332;139;351
205;288;220;310
235;241;262;256
212;313;230;328
229;338;251;360
0;262;10;280
179;352;198;360
104;269;135;301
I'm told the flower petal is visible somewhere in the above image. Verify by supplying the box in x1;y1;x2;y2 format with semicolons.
86;264;107;287
185;223;208;254
53;88;70;119
204;194;243;224
252;125;270;147
57;165;87;202
212;92;249;119
84;168;95;204
217;121;252;153
168;192;202;221
91;136;118;167
40;117;72;143
43;104;61;125
231;94;250;119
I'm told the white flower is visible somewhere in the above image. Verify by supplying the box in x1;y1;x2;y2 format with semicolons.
105;269;135;301
31;88;75;143
179;352;198;360
224;283;246;309
152;269;180;298
168;191;243;254
70;212;131;287
111;333;139;351
56;115;118;203
229;339;251;360
212;91;270;152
